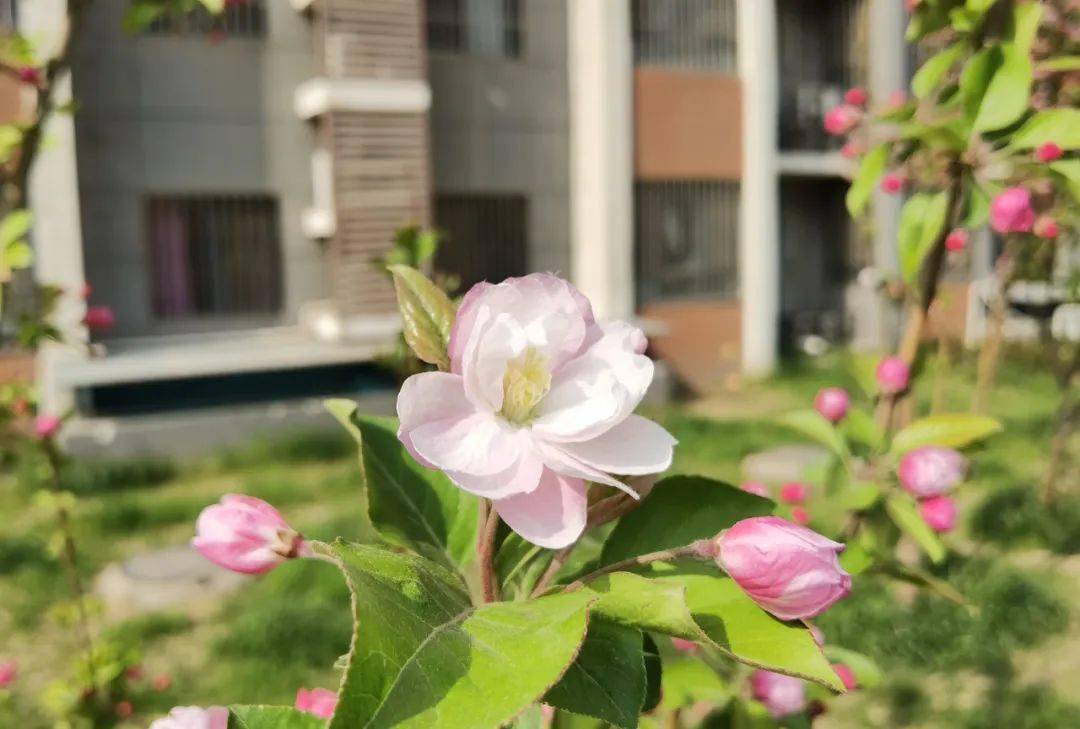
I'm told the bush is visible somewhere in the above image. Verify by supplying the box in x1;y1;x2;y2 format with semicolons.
970;486;1080;554
57;457;179;495
217;429;354;470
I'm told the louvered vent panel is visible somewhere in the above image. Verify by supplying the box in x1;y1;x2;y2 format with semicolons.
324;0;424;79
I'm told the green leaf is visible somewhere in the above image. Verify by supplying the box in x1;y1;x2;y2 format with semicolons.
1050;159;1080;203
0;210;31;247
198;0;225;13
325;403;478;570
885;493;945;564
228;706;326;729
912;42;966;98
840;407;883;452
959;47;1000;121
1010;109;1080;149
388;264;456;370
3;241;33;270
838;543;874;577
889;413;1003;455
1011;1;1043;56
898;192;947;286
963;180;991;228
600;476;772;566
1037;56;1080;73
821;646;883;688
973;43;1032;133
545;621;646;729
774;410;850;460
641;634;662;713
323;542;595;729
659;659;730;711
584;572;704;639
845;144;889;217
122;2;168;33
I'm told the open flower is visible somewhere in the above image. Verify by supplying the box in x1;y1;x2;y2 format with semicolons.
296;687;338;718
397;274;675;548
149;706;229;729
192;495;307;574
750;670;807;718
717;516;851;620
898;446;967;497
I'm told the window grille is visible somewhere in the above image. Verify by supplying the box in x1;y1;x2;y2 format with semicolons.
631;0;737;72
425;0;522;58
434;193;528;292
635;181;739;306
145;194;283;319
147;0;267;38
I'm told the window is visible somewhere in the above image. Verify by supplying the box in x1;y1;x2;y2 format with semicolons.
434;194;528;292
631;0;737;72
147;0;267;38
425;0;522;58
145;195;283;319
0;0;16;31
635;181;739;306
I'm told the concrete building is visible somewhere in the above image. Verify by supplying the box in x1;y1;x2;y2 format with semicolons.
15;0;916;444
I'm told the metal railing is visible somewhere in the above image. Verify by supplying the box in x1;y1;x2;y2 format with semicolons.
631;0;737;72
147;0;267;38
634;181;739;306
434;193;528;292
425;0;522;58
145;194;283;320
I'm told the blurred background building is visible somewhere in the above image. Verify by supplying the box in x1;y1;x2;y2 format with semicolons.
8;0;986;453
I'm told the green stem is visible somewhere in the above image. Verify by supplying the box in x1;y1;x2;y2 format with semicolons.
559;540;716;594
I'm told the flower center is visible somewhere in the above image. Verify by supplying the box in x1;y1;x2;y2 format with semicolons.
500;347;551;425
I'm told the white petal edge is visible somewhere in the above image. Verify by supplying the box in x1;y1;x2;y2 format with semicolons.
556;414;677;476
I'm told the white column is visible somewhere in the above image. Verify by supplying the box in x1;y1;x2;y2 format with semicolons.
867;0;908;350
737;0;780;376
567;0;634;321
19;0;88;414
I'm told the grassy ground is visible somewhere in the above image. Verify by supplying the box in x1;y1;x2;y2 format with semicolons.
0;352;1076;727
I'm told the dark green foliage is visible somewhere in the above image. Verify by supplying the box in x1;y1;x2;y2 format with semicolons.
959;684;1080;729
217;429;354;470
970;486;1080;554
58;457;179;495
106;612;194;644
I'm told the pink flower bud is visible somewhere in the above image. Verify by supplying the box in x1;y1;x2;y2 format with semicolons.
779;482;809;504
34;414;61;440
83;305;116;331
717;516;851;621
919;495;957;533
898;446;967;497
791;506;810;525
814;387;851;423
750;670;807;719
990;187;1035;234
149;706;229;729
295;688;338;719
833;663;858;690
945;229;968;252
153;674;173;692
741;481;769;498
880;172;904;194
80;282;93;300
844;87;868;106
0;660;17;688
1034;215;1059;239
192;494;307;575
904;0;921;12
840;141;863;159
823;104;862;136
671;637;698;653
125;664;144;681
116;700;134;718
875;356;910;395
1035;142;1064;163
18;66;41;86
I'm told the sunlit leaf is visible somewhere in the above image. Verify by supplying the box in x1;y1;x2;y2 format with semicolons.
889;413;1003;455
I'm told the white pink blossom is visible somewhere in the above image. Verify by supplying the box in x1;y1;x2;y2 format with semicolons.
750;670;807;718
148;706;229;729
192;495;307;574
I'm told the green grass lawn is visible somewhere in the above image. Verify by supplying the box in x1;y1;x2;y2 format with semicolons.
0;352;1076;727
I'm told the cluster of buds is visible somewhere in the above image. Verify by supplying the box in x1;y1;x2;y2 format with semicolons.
898;447;967;533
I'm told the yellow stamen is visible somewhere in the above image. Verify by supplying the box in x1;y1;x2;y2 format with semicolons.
500;347;551;425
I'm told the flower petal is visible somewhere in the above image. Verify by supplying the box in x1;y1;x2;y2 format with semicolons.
410;413;522;477
397;372;475;468
556;414;676;476
494;468;588;548
443;442;545;499
534;439;640;498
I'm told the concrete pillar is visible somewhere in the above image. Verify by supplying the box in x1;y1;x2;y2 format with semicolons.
19;0;87;414
737;0;780;376
867;0;908;350
567;0;634;321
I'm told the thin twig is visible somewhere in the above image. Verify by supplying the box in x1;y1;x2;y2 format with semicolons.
529;545;574;599
558;540;715;594
478;502;501;603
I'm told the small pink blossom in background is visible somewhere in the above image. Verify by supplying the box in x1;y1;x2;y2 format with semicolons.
833;663;858;690
919;495;958;533
125;664;144;681
17;66;41;86
397;273;675;549
34;414;61;440
790;506;810;525
779;482;808;504
193;494;307;575
898;446;967;497
904;0;921;12
80;282;93;300
116;700;134;718
889;89;908;107
823;104;861;136
0;659;17;688
844;87;868;106
1035;142;1064;163
148;706;229;729
717;516;851;621
295;688;338;719
840;141;863;159
1034;215;1059;239
945;229;968;252
153;674;173;692
83;305;116;331
875;356;910;395
990;187;1035;234
880;172;904;194
741;481;769;498
671;637;698;653
814;387;850;423
751;670;807;719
